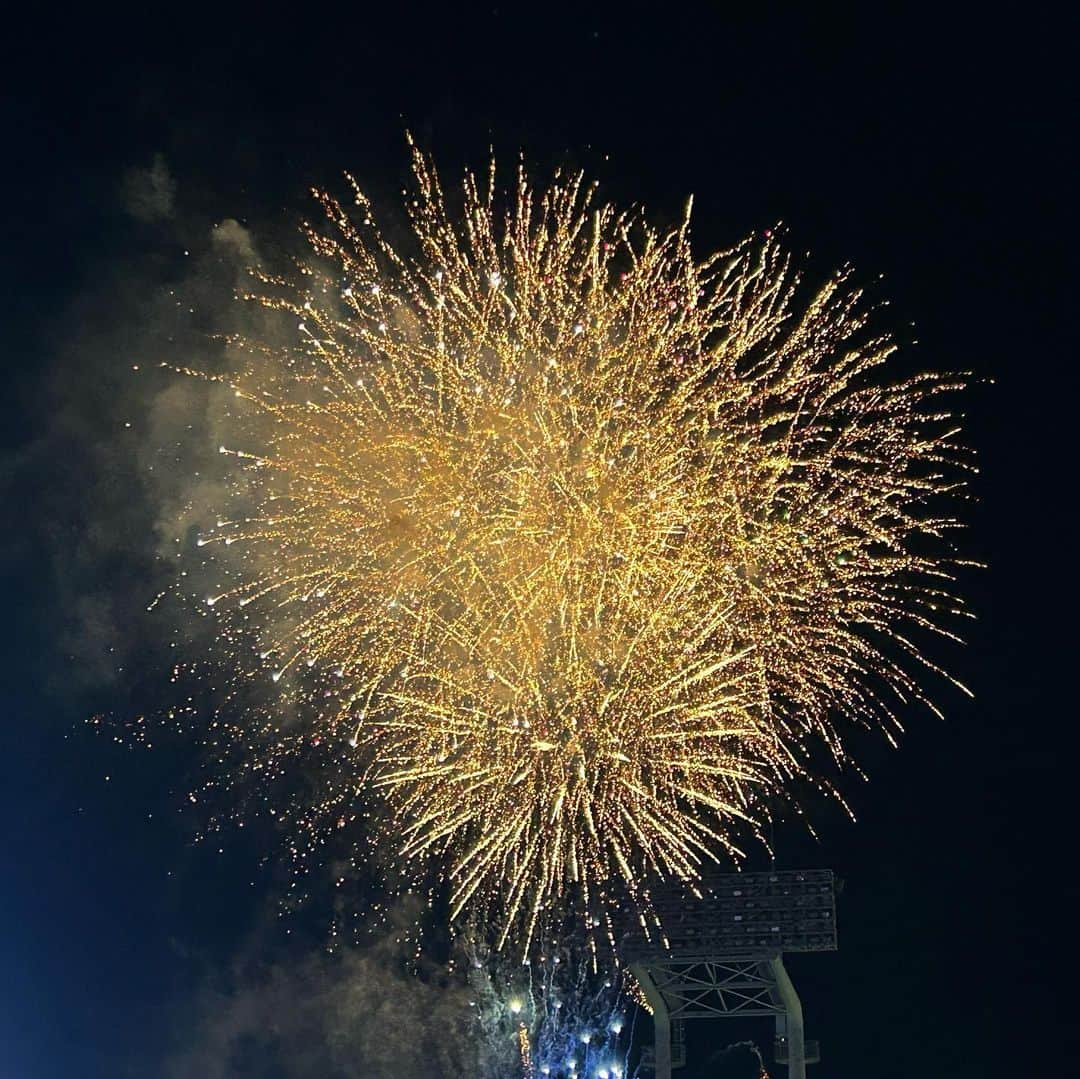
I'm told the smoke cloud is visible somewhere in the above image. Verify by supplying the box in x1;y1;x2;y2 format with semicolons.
9;152;519;1078
9;153;271;697
123;153;177;222
165;942;483;1078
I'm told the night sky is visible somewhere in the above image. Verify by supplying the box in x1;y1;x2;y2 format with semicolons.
2;7;1074;1077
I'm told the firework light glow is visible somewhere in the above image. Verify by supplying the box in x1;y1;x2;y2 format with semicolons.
180;138;971;949
463;932;635;1078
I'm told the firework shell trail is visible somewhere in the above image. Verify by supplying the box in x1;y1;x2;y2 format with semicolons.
184;138;972;949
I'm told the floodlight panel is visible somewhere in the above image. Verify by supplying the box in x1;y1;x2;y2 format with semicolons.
620;869;837;963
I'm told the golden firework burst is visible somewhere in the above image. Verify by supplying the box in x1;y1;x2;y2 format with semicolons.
189;140;970;947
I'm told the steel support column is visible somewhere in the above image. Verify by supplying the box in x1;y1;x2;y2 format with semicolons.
768;956;805;1079
619;870;836;1076
630;963;673;1079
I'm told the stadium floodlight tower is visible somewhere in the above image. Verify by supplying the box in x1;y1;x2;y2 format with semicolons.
619;869;837;1079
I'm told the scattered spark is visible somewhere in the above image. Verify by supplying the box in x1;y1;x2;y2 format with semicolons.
179;140;972;951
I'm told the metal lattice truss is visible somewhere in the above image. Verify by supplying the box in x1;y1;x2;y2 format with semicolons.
621;871;837;1078
630;955;816;1077
636;958;788;1020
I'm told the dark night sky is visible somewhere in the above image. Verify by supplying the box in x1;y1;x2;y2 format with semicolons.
2;6;1075;1077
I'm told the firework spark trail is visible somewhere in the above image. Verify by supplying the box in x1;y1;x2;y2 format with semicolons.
185;139;972;948
463;930;634;1078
